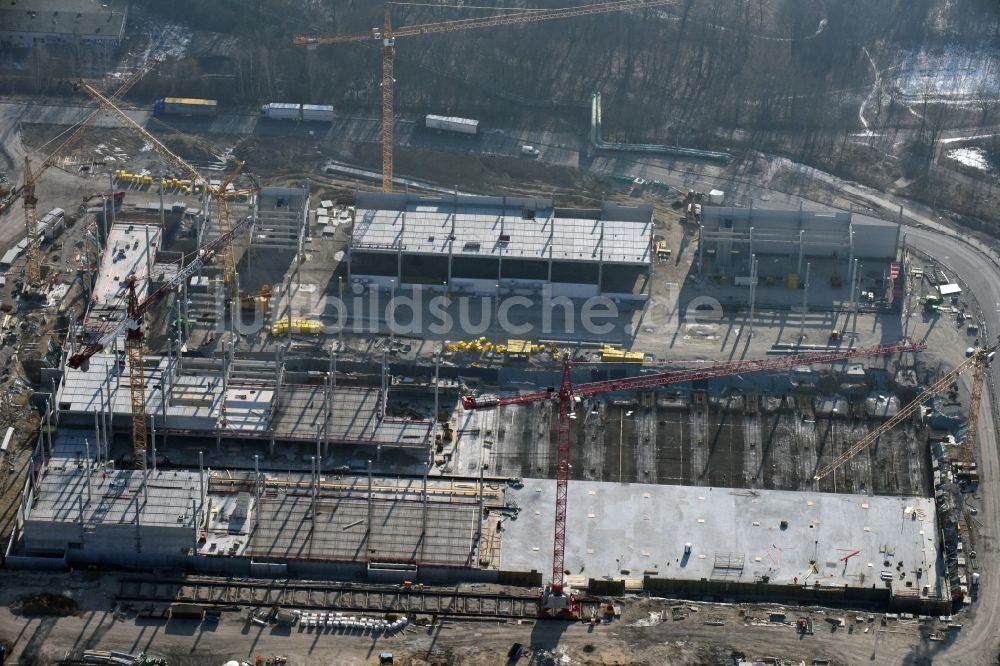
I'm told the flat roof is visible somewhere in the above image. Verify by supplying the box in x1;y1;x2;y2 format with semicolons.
28;452;199;530
502;480;940;594
273;385;434;448
250;491;480;566
353;193;652;265
85;222;161;327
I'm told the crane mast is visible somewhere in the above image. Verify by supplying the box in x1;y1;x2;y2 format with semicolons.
813;343;997;481
75;79;246;296
294;0;678;192
125;277;149;468
22;156;41;288
549;362;574;612
463;341;924;618
0;60;156;218
67;214;255;468
381;3;395;193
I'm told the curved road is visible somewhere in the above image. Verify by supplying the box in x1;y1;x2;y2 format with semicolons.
904;228;1000;665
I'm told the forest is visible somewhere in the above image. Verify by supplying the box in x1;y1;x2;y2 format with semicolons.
5;1;999;222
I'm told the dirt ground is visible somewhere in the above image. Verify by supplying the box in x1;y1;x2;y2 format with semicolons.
0;572;962;666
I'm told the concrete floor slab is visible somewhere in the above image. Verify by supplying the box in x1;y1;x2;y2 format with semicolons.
501;479;939;596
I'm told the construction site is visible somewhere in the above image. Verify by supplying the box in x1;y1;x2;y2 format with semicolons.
0;2;997;665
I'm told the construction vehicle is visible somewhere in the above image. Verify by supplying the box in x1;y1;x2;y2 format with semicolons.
4;62;155;290
813;342;998;481
154;97;218;116
66;214;255;469
76;80;252;297
240;285;273;311
461;341;924;618
79;191;125;216
294;0;678;192
261;103;335;122
82;191;125;207
0;59;155;218
924;294;944;313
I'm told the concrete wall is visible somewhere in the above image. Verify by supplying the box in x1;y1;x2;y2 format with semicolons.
700;207;900;261
22;547;526;588
853;215;901;258
643;575;953;615
549;282;599;299
24;521;193;557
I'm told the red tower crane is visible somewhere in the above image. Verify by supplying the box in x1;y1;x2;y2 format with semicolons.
461;341;925;619
66;214;255;467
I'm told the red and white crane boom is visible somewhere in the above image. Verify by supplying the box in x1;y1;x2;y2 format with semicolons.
461;340;924;619
67;214;254;370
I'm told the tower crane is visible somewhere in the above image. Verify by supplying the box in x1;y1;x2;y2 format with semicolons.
5;60;157;288
294;0;677;192
812;342;998;481
461;341;925;619
66;214;256;468
75;80;250;296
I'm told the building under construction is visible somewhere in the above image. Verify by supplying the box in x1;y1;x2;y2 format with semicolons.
0;180;963;615
349;192;653;299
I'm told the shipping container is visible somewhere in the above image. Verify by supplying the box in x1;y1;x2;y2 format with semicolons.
425;114;479;135
301;104;335;122
261;102;301;120
1;247;22;269
260;103;335;122
154;97;218;116
39;208;66;240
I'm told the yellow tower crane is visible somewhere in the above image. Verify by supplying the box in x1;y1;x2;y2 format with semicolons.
73;79;252;468
813;343;998;482
75;80;250;296
5;60;157;288
294;0;677;192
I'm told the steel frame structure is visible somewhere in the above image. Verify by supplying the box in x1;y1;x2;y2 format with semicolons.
462;341;925;619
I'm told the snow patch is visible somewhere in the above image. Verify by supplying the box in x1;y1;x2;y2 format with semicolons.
893;47;1000;102
947;147;993;171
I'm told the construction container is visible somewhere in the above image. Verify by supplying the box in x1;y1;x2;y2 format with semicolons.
301;104;335;122
425;114;479;135
260;102;301;120
787;273;799;289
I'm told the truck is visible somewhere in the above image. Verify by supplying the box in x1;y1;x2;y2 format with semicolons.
425;114;479;135
154;97;218;116
260;103;301;120
300;104;335;122
260;103;335;122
